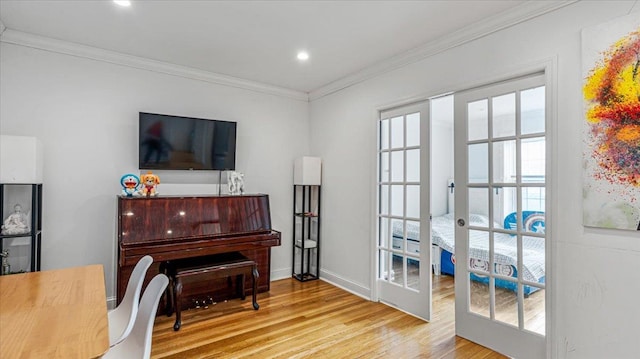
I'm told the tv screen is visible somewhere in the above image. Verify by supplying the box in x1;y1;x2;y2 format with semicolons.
139;112;237;170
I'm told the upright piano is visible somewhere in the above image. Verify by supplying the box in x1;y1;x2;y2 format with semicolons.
117;194;281;307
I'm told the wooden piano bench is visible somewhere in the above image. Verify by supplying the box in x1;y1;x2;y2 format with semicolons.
161;251;259;331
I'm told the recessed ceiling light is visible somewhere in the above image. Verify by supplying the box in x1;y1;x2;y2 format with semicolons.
113;0;131;7
297;51;309;61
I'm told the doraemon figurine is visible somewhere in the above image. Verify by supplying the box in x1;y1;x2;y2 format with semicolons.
120;174;141;197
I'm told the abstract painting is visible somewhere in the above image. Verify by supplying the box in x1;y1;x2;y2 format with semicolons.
582;13;640;231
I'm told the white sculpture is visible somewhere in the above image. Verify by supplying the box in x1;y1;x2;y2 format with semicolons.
227;171;245;195
1;204;29;235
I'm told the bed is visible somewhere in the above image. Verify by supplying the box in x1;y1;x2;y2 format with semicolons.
392;212;545;295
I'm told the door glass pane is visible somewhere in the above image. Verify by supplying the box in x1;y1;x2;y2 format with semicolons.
406;185;420;219
494;187;517;231
405;220;420;254
391;151;404;182
524;286;546;335
468;99;488;141
468;187;489;227
406;149;420;182
494;281;519;328
380;152;389;182
469;230;490;274
523;236;545;272
468;143;488;183
469;274;490;318
391;185;403;216
380;119;390;150
492;93;516;138
521;86;545;135
392;254;405;286
380;185;389;215
522;186;545;213
493;140;516;183
522;202;546;234
391;116;404;148
406;113;420;147
522;137;545;183
408;257;420;291
379;217;389;248
391;218;404;251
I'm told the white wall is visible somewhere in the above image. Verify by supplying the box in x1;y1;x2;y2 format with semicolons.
430;95;454;217
309;2;640;358
0;42;309;300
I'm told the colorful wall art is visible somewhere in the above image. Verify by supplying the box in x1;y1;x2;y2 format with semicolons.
582;13;640;231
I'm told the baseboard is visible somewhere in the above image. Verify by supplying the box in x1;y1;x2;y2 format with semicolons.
270;267;292;282
269;267;371;300
319;268;371;300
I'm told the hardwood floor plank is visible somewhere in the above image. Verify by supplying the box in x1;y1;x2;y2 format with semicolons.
152;277;508;358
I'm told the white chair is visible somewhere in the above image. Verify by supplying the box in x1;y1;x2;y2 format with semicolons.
109;255;153;346
104;274;169;359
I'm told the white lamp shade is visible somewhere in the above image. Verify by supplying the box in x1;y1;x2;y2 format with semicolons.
294;157;321;185
1;135;43;183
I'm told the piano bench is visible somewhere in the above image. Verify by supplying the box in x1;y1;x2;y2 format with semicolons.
162;251;260;331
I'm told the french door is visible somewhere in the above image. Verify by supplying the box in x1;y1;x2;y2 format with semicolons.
454;74;548;358
376;102;431;321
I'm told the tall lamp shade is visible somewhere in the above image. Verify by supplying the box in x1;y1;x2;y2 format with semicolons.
0;135;43;183
294;157;321;185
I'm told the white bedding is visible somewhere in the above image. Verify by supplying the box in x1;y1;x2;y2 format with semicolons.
394;213;545;283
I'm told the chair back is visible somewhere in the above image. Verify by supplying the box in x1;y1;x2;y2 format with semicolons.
104;273;169;359
109;255;153;346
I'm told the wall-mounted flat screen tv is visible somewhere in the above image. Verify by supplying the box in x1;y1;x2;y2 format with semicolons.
139;112;237;170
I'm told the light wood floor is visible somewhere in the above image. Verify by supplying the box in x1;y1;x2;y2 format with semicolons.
151;276;508;358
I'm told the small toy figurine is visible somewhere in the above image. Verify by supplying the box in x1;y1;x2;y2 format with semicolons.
120;173;141;197
140;171;160;197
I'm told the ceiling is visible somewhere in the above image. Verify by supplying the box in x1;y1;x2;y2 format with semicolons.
0;1;568;96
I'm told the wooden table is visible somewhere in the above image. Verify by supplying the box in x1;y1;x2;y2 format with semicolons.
0;264;110;358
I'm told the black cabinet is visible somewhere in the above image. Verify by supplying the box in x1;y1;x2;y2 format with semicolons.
0;184;42;274
292;185;320;281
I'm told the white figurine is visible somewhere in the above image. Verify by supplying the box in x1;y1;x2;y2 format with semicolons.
228;171;245;195
1;204;29;235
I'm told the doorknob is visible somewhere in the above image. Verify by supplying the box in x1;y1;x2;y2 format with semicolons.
457;218;465;227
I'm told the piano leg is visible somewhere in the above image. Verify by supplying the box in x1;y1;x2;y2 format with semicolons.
173;279;183;331
160;261;174;317
252;265;259;310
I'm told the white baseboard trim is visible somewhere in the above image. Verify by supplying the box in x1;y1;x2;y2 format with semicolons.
270;267;292;282
319;268;371;300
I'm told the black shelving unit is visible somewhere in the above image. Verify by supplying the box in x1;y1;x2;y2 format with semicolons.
292;184;320;281
0;183;42;274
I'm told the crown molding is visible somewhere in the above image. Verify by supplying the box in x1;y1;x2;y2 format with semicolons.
308;0;578;101
0;29;309;102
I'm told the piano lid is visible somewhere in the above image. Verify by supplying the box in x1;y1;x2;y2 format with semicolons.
118;194;273;245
